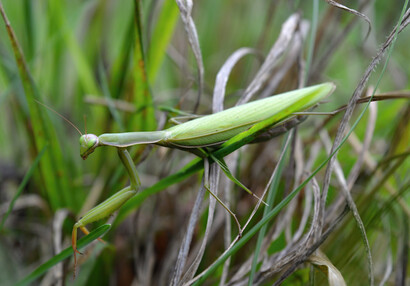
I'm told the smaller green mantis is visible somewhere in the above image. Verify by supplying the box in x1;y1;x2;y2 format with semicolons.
73;83;335;269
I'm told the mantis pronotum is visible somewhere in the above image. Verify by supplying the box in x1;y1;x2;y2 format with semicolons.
73;82;335;270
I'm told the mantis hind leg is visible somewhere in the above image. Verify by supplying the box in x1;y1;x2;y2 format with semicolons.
203;158;243;237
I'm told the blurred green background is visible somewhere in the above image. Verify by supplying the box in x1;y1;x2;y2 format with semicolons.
0;1;408;285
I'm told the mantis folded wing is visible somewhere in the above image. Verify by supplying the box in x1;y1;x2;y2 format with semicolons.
73;82;335;271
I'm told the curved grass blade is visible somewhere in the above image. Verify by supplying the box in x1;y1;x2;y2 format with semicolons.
15;224;111;286
308;250;347;286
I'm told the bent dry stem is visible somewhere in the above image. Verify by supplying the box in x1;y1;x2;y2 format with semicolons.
73;83;335;273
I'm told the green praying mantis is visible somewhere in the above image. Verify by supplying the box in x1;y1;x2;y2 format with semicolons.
73;82;335;269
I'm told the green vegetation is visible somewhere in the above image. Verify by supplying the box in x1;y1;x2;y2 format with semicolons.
0;1;408;285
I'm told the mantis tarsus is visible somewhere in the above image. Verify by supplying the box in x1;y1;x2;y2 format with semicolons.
73;82;335;271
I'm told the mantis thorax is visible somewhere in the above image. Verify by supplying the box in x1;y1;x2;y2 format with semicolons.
80;134;99;159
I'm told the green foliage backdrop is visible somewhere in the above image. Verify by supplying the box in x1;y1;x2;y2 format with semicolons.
0;1;408;285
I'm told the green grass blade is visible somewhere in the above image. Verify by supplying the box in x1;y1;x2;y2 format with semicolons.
128;1;156;133
304;0;319;85
147;0;179;84
110;15;135;98
248;132;292;284
22;0;34;60
15;224;111;286
46;0;99;95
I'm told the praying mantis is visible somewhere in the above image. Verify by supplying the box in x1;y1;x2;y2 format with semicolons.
73;82;335;269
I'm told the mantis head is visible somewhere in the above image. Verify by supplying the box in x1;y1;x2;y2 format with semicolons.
80;134;99;160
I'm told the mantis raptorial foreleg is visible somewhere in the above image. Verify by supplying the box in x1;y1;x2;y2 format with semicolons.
72;148;140;272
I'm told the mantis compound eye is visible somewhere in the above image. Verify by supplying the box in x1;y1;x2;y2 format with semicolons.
79;134;99;160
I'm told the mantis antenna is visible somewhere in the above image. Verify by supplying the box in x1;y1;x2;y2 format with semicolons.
34;99;83;136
